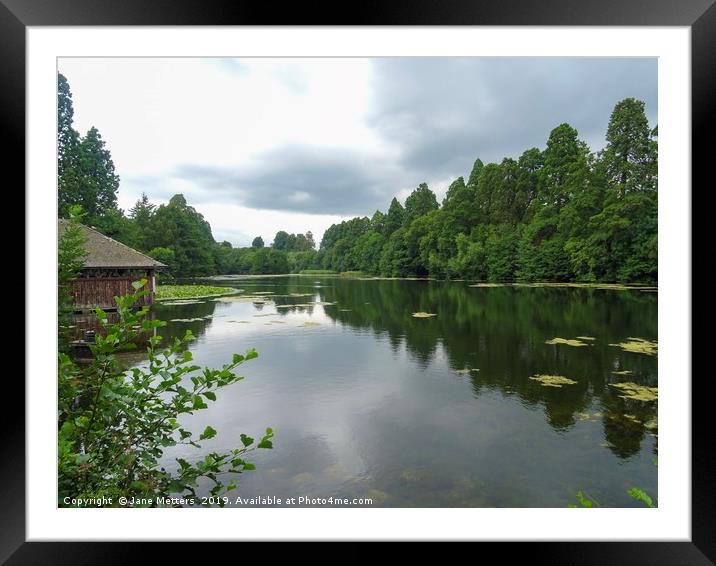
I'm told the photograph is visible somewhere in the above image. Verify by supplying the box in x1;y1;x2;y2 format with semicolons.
56;55;660;510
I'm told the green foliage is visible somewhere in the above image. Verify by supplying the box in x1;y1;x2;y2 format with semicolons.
272;230;315;251
315;99;655;284
59;72;656;285
404;183;439;225
250;247;290;274
58;283;273;507
627;487;655;508
155;285;239;300
144;194;217;277
58;206;88;349
58;74;120;225
147;247;177;278
572;459;657;508
567;490;598;508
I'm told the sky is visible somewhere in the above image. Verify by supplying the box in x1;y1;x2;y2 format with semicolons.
58;57;657;247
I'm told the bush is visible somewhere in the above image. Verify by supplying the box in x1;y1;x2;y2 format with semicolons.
58;281;273;507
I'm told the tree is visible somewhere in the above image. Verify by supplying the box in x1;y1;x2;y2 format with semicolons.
251;236;264;248
58;74;82;218
539;123;590;209
146;194;216;277
250;248;289;274
58;206;87;349
601;98;657;197
73;127;120;224
404;183;439;225
384;197;405;236
148;247;177;279
466;158;485;188
128;193;156;250
272;231;290;250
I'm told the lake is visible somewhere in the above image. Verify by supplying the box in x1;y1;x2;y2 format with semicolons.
149;276;658;507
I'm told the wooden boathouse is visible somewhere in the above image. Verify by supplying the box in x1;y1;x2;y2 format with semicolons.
59;219;166;311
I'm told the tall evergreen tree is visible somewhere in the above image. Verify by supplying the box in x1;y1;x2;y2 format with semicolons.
384;197;406;236
601;98;657;197
57;73;82;218
404;183;439;225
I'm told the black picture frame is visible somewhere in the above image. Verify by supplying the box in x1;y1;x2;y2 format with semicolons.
7;0;711;561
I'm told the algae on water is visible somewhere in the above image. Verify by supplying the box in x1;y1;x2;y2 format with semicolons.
529;374;578;387
609;381;658;402
545;337;589;347
609;337;658;356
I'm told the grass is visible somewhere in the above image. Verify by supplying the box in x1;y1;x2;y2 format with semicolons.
156;284;240;301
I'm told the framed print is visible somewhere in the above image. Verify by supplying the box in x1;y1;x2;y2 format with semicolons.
7;0;712;561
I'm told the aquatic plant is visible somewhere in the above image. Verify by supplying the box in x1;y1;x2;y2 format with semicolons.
609;337;658;356
529;374;578;387
156;285;240;300
545;337;589;347
609;381;658;402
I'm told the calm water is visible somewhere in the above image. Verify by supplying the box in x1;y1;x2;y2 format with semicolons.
148;276;657;507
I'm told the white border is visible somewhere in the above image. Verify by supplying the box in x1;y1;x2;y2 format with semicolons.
27;27;691;541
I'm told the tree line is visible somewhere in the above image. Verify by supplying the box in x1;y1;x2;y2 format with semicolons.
315;98;657;283
59;72;656;283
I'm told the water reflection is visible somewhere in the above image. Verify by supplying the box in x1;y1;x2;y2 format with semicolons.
148;276;657;507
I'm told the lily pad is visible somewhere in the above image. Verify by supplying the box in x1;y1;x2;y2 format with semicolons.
545;337;589;347
609;338;658;356
412;312;437;318
609;381;658;402
529;374;578;387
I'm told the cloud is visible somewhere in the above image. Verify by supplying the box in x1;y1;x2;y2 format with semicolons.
368;58;658;177
69;57;658;227
171;145;404;215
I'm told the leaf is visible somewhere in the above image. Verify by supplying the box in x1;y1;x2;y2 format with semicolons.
240;434;254;447
232;353;244;364
200;426;217;440
627;487;655;508
203;391;216;401
257;439;273;449
576;491;594;508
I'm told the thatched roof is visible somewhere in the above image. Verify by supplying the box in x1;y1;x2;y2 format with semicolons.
58;219;166;269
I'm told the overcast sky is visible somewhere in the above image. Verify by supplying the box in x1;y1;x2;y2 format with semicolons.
58;57;657;247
